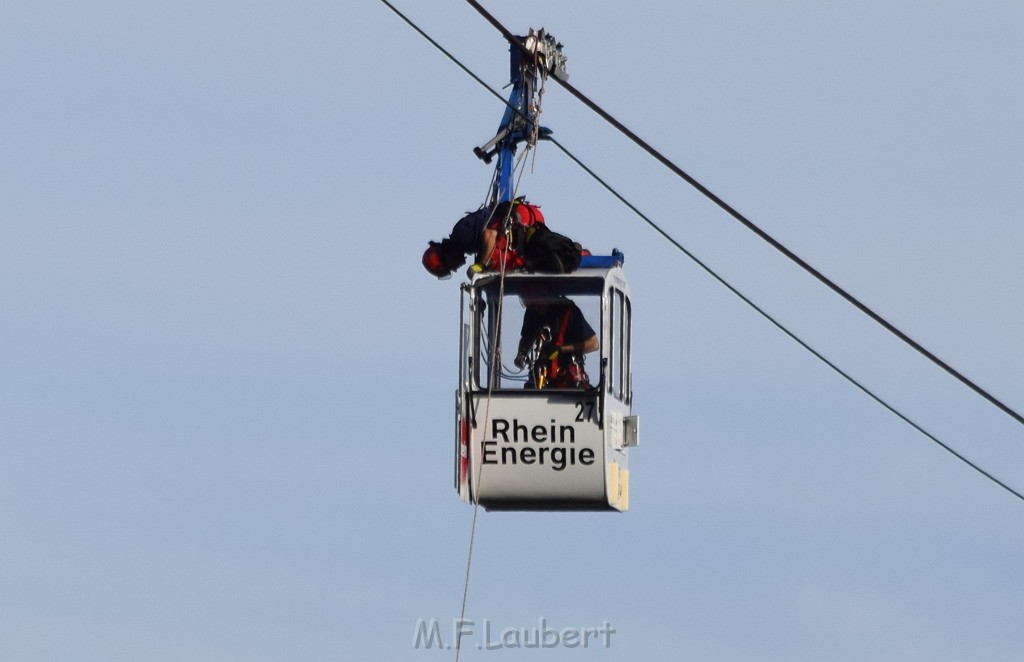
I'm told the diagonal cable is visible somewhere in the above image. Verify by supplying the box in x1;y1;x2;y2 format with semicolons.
548;136;1023;503
378;0;1023;502
462;0;1024;430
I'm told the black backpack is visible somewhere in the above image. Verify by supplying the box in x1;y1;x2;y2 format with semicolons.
521;223;583;274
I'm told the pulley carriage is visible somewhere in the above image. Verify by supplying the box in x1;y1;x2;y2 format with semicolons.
455;255;639;511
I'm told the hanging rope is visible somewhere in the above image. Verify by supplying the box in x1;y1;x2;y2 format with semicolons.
454;151;533;662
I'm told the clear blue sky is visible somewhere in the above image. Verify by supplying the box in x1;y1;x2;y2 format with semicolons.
2;1;1022;660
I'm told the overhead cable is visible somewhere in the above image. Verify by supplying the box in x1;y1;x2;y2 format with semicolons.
462;0;1024;430
378;0;1023;503
548;135;1022;504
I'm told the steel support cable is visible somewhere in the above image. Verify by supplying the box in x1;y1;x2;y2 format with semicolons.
379;0;1023;503
380;0;507;113
381;0;1022;515
461;0;1024;430
546;136;1024;503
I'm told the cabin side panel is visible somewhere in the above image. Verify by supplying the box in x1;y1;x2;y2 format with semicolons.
469;393;606;506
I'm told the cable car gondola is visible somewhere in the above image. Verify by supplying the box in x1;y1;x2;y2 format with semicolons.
425;28;640;511
455;254;639;511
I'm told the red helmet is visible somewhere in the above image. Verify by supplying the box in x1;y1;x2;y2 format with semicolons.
422;243;453;279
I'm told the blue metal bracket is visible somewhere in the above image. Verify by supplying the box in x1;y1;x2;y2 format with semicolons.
474;29;567;204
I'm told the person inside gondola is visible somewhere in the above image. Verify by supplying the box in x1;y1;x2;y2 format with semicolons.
514;290;598;389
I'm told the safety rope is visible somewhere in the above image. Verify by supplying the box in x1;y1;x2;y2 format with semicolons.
454;151;532;662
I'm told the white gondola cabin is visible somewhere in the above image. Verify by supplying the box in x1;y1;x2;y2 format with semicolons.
455;254;639;511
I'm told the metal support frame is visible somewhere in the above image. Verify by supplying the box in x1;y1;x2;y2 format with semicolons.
474;29;567;204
